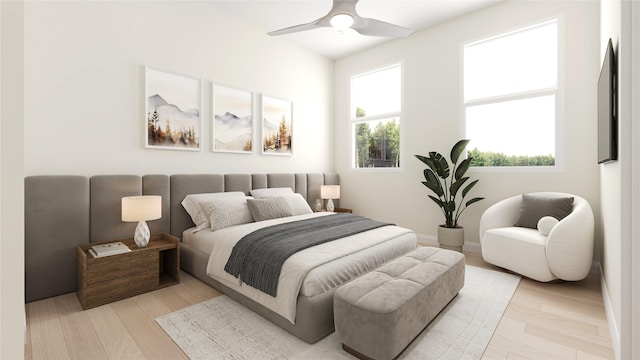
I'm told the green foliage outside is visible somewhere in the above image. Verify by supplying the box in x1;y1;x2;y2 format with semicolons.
354;107;400;168
468;148;555;167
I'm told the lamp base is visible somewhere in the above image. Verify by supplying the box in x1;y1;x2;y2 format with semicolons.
327;199;335;212
134;221;150;248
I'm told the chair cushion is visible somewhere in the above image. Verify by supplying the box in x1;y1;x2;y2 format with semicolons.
515;193;574;229
481;227;557;282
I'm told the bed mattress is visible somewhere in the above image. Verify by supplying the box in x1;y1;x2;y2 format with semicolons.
183;212;417;323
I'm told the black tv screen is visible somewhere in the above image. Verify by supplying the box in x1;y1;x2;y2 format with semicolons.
598;38;617;164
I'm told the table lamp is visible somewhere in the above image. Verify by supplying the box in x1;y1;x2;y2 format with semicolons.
321;185;340;212
122;195;162;247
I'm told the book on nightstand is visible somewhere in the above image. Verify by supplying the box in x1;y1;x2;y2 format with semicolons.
89;242;132;258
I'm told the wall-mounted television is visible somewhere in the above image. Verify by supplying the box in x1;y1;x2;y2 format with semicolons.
598;38;617;164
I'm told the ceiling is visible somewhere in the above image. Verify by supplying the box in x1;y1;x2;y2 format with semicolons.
209;0;503;60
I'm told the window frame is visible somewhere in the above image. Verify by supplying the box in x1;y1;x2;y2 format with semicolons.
461;17;565;172
349;61;405;171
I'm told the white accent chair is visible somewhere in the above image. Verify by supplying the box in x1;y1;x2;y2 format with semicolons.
479;192;594;282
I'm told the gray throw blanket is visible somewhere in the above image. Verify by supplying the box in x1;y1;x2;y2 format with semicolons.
224;214;392;297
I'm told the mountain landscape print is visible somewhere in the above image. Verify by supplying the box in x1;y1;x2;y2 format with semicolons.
146;67;201;150
213;85;253;153
262;95;292;155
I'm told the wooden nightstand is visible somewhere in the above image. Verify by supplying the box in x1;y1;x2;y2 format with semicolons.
76;233;180;310
335;207;353;213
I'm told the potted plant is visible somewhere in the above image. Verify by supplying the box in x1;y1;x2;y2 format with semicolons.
414;139;484;252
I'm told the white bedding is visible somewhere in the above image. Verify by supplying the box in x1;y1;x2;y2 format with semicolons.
190;212;417;324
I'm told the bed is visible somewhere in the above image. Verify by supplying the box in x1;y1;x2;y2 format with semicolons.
24;172;417;344
171;174;417;343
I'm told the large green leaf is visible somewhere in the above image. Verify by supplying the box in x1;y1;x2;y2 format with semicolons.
428;195;445;208
450;139;470;164
422;169;444;196
454;158;471;180
461;179;479;198
429;152;450;179
414;154;430;166
416;154;440;176
450;177;469;198
465;197;484;207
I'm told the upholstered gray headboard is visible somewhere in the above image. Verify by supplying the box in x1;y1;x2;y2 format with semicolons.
25;172;339;302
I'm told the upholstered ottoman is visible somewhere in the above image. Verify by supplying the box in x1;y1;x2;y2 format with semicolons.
334;247;465;360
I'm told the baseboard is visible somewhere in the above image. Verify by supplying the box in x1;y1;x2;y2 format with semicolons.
415;233;481;254
416;233;437;247
599;262;621;360
463;241;481;254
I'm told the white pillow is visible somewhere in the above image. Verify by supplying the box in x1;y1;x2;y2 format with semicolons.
250;187;293;198
279;193;313;216
537;216;559;236
200;197;254;231
247;197;292;222
181;192;245;231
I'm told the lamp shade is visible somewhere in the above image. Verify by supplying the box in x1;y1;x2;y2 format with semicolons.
320;185;340;200
122;195;162;222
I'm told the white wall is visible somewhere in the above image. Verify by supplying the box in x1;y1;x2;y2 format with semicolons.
334;1;600;249
1;1;25;358
24;1;334;176
17;1;333;356
600;0;638;358
599;0;623;355
631;5;640;358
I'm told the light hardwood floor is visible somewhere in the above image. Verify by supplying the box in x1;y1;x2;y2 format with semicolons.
25;252;614;360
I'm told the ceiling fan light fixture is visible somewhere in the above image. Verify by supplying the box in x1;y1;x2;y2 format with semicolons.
330;13;354;30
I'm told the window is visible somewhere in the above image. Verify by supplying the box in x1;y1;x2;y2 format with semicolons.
350;63;402;169
464;20;559;167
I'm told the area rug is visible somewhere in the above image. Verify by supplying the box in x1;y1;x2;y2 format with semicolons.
156;265;520;360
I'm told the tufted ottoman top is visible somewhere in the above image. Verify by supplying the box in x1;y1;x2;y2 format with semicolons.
335;246;465;313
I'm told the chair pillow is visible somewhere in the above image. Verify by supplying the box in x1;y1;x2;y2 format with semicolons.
537;216;559;236
515;194;574;229
247;197;292;222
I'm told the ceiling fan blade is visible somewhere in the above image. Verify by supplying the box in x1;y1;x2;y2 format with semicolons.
351;17;414;38
267;0;413;38
268;0;352;36
268;20;328;36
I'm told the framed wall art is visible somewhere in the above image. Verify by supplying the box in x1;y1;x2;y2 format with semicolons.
261;95;292;156
145;66;201;151
212;84;253;153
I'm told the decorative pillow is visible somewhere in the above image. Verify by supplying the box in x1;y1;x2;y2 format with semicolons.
515;194;574;229
537;216;559;236
250;187;293;198
199;197;254;232
279;193;313;216
247;197;292;222
181;192;246;231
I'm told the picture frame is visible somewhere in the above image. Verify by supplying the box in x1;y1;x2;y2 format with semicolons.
261;95;293;156
145;66;201;151
212;84;253;154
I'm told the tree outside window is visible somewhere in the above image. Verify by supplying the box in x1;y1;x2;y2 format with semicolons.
351;64;402;169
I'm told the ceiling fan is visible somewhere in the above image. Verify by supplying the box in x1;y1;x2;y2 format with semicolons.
267;0;415;38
